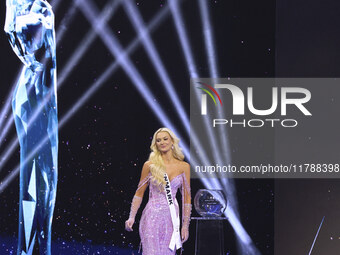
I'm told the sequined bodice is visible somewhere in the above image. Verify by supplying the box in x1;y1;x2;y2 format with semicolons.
148;173;184;206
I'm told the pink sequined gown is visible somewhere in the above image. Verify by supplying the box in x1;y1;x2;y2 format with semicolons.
137;172;191;255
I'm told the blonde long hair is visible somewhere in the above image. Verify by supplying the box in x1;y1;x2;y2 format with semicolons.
148;127;184;187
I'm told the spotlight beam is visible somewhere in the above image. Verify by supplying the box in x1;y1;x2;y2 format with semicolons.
50;0;63;10
169;0;222;164
225;207;255;246
198;0;219;78
0;136;18;172
76;0;188;154
0;109;14;149
56;1;79;44
308;216;325;255
197;0;236;217
169;0;231;193
0;71;21;148
169;0;198;78
0;85;15;134
197;0;233;167
58;0;121;86
122;0;190;135
197;0;233;178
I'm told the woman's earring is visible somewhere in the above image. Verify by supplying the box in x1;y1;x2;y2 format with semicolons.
171;144;174;150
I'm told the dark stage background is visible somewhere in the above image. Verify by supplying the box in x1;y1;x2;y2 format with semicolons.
8;0;340;254
275;0;340;254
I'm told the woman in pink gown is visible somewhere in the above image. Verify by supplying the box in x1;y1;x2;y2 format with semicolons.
125;128;192;254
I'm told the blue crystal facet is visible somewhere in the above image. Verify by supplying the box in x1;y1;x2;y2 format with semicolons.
5;0;58;254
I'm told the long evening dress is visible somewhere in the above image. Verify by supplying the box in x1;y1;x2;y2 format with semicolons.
136;172;191;255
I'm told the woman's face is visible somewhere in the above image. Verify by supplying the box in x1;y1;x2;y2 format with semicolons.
155;131;173;153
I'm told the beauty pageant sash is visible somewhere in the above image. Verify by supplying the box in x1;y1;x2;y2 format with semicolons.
164;173;182;251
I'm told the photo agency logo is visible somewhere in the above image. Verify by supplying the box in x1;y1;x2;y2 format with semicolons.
194;79;312;128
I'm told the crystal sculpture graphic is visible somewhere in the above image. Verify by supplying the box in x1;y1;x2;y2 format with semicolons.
4;0;58;254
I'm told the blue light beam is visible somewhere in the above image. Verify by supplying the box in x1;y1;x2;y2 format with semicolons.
169;0;224;166
308;216;325;255
77;0;188;155
122;0;190;135
198;0;236;218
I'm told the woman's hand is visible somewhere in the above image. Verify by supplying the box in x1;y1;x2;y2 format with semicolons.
181;226;189;243
125;218;135;232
